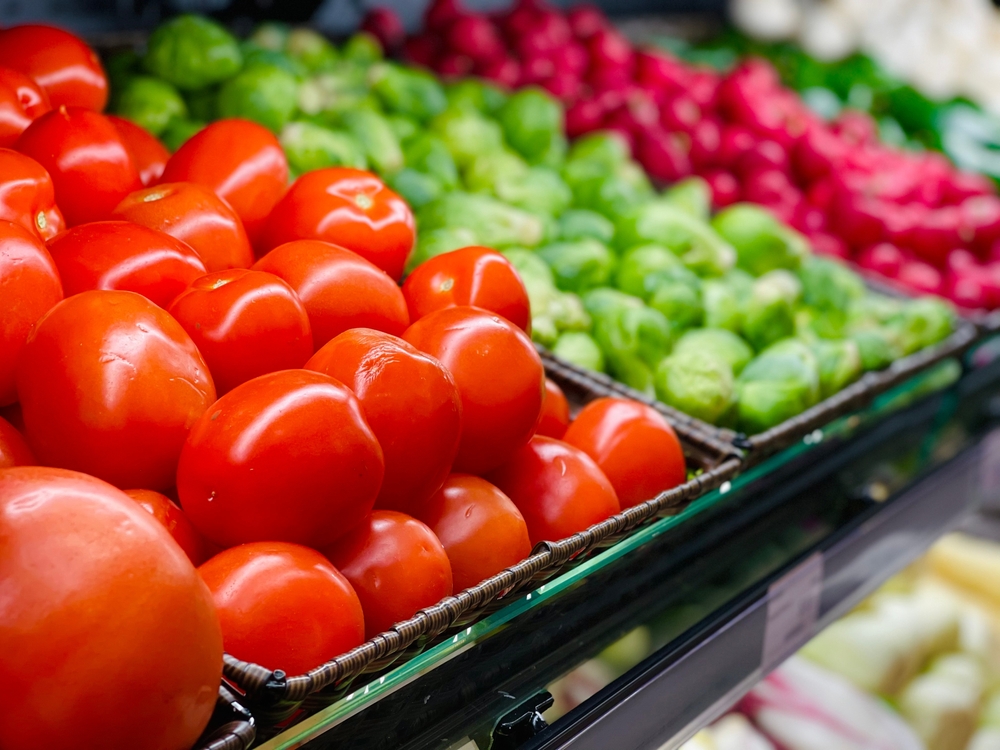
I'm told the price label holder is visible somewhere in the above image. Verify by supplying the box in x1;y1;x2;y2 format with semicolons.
760;552;824;673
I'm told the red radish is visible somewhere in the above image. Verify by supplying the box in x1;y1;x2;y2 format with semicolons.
736;139;790;178
634;50;690;93
882;203;925;249
542;72;582;103
805;178;835;211
565;97;604;137
436;52;474;78
857;243;906;278
742;169;799;212
588;66;633;92
793;125;847;183
687;70;720;111
897;260;944;294
944;171;995;204
960;195;1000;253
718;125;757;169
447;16;505;63
947;248;979;274
832;110;878;146
910;206;962;266
809;232;849;259
659;94;700;134
500;1;540;40
478;57;521;89
636;128;692;183
513;13;571;58
689;118;722;169
830;190;887;249
547;42;589;76
587;27;634;74
361;8;405;51
791;203;826;235
405;34;439;68
519;55;556;85
943;267;996;309
704;170;741;207
567;4;607;39
425;0;467;31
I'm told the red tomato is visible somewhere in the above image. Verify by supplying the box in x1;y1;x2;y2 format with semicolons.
0;402;24;432
562;398;686;508
111;181;254;272
0;466;222;750
402;246;531;332
305;329;462;513
17;290;216;489
177;369;383;549
124;488;211;566
0;415;34;468
46;220;206;308
403;306;544;475
253;240;409;350
536;378;571;439
415;475;531;592
107;115;169;186
324;510;453;639
160;119;289;248
16;107;141;226
0;78;33;148
261;168;415;281
199;542;365;675
0;220;62;405
0;25;108;111
487;436;620;545
168;268;313;394
0;148;65;240
0;67;51;120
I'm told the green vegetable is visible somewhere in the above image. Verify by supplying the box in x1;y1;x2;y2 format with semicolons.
498;87;567;167
673;328;754;375
537;239;617;294
143;15;243;91
113;76;187;136
655;350;735;424
463;149;529;193
615;244;684;300
280;122;367;173
566;131;631;170
160;118;205;152
286;28;339;72
703;270;754;332
811;339;863;398
662;176;712;221
247;22;290;52
446;79;508;114
418;192;545;248
342;32;383;64
712;203;810;275
798;255;865;311
886;297;955;355
387;115;419;143
408;227;480;272
558;209;615;244
570;173;653;221
429;106;504;167
240;44;307;79
649;273;703;338
737;339;821;432
553;332;606;372
849;328;903;371
388;169;443;209
585;291;671;394
743;270;802;351
493;167;572;218
402;133;459;189
340;108;404;174
370;63;448;122
217;64;298;133
183;87;218;122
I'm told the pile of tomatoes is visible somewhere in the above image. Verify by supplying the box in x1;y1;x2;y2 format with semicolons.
0;23;688;750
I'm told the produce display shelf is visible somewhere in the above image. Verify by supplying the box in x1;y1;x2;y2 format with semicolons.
247;335;1000;750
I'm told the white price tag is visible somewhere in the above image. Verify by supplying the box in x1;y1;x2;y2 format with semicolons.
761;553;823;673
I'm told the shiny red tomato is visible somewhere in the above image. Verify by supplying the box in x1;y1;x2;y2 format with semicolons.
0;148;65;240
160;119;289;248
111;181;254;272
487;436;620;545
0;67;51;120
124;488;211;566
0;415;34;468
46;220;206;308
415;474;531;592
305;328;462;513
324;510;453;639
0;220;62;405
0;466;222;750
403;306;544;475
253;240;409;350
16;107;141;226
402;246;531;331
17;290;216;489
0;78;33;148
261;168;415;281
199;542;365;675
177;369;383;549
536;378;571;439
0;25;108;111
168;268;313;394
562;398;686;508
107;115;169;186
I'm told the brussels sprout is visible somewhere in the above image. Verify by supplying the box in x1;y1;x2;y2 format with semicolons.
429;106;505;167
615;244;685;300
649;278;703;338
160;118;205;152
408;227;480;273
280;121;367;174
798;255;865;312
712;203;810;276
550;291;592;333
849;328;903;371
400;133;460;190
248;22;290;52
217;64;298;133
592;303;672;389
662;176;712;221
493;167;573;217
286;28;339;72
342;32;384;64
553;332;606;373
370;63;448;122
113;76;186;136
655;350;736;424
387;114;419;143
736;339;821;432
388;168;442;209
673;328;754;375
570;173;652;221
537;239;617;294
418;192;545;248
743;270;802;351
463;149;529;193
498;87;567;167
703;269;754;332
886;297;955;354
582;287;644;318
810;339;863;398
240;44;307;79
566;130;632;169
340;108;404;175
558;209;616;244
143;15;243;91
794;307;847;342
446;79;508;114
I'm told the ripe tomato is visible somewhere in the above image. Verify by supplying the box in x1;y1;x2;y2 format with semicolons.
305;329;462;513
0;25;108;111
16;107;141;226
403;306;544;475
199;542;365;675
487;436;620;545
0;148;65;239
177;369;383;549
0;67;51;120
0;78;33;148
107;115;169;186
17;290;216;489
415;474;531;591
46;220;206;308
402;246;531;331
562;398;686;508
0;220;62;405
0;415;34;468
111;181;254;272
124;489;211;566
324;510;453;639
168;268;313;394
261;168;415;281
536;378;571;439
0;466;222;750
160;119;289;248
253;240;409;350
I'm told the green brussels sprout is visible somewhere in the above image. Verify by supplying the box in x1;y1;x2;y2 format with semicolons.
553;332;606;373
339;108;404;175
240;44;307;79
387;115;419;143
418;192;545;248
463;149;529;193
849;328;901;371
743;270;802;351
558;209;616;244
886;297;955;354
160;118;205;152
493;167;572;217
286;28;339;72
649;275;704;337
403;133;460;189
217;64;298;133
798;255;865;311
662;176;712;221
342;32;384;64
537;239;617;294
794;307;847;342
280;121;367;174
429;106;505;167
846;293;905;329
550;291;591;333
446;79;508;114
570;173;651;221
498;87;567;167
703;269;754;332
248;22;290;52
408;227;480;273
143;15;243;91
614;244;684;300
591;303;672;392
582;287;642;318
566;131;631;170
810;339;863;398
370;63;448;122
736;339;821;432
388;168;442;209
113;76;186;136
711;203;810;276
655;350;736;424
673;328;754;375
